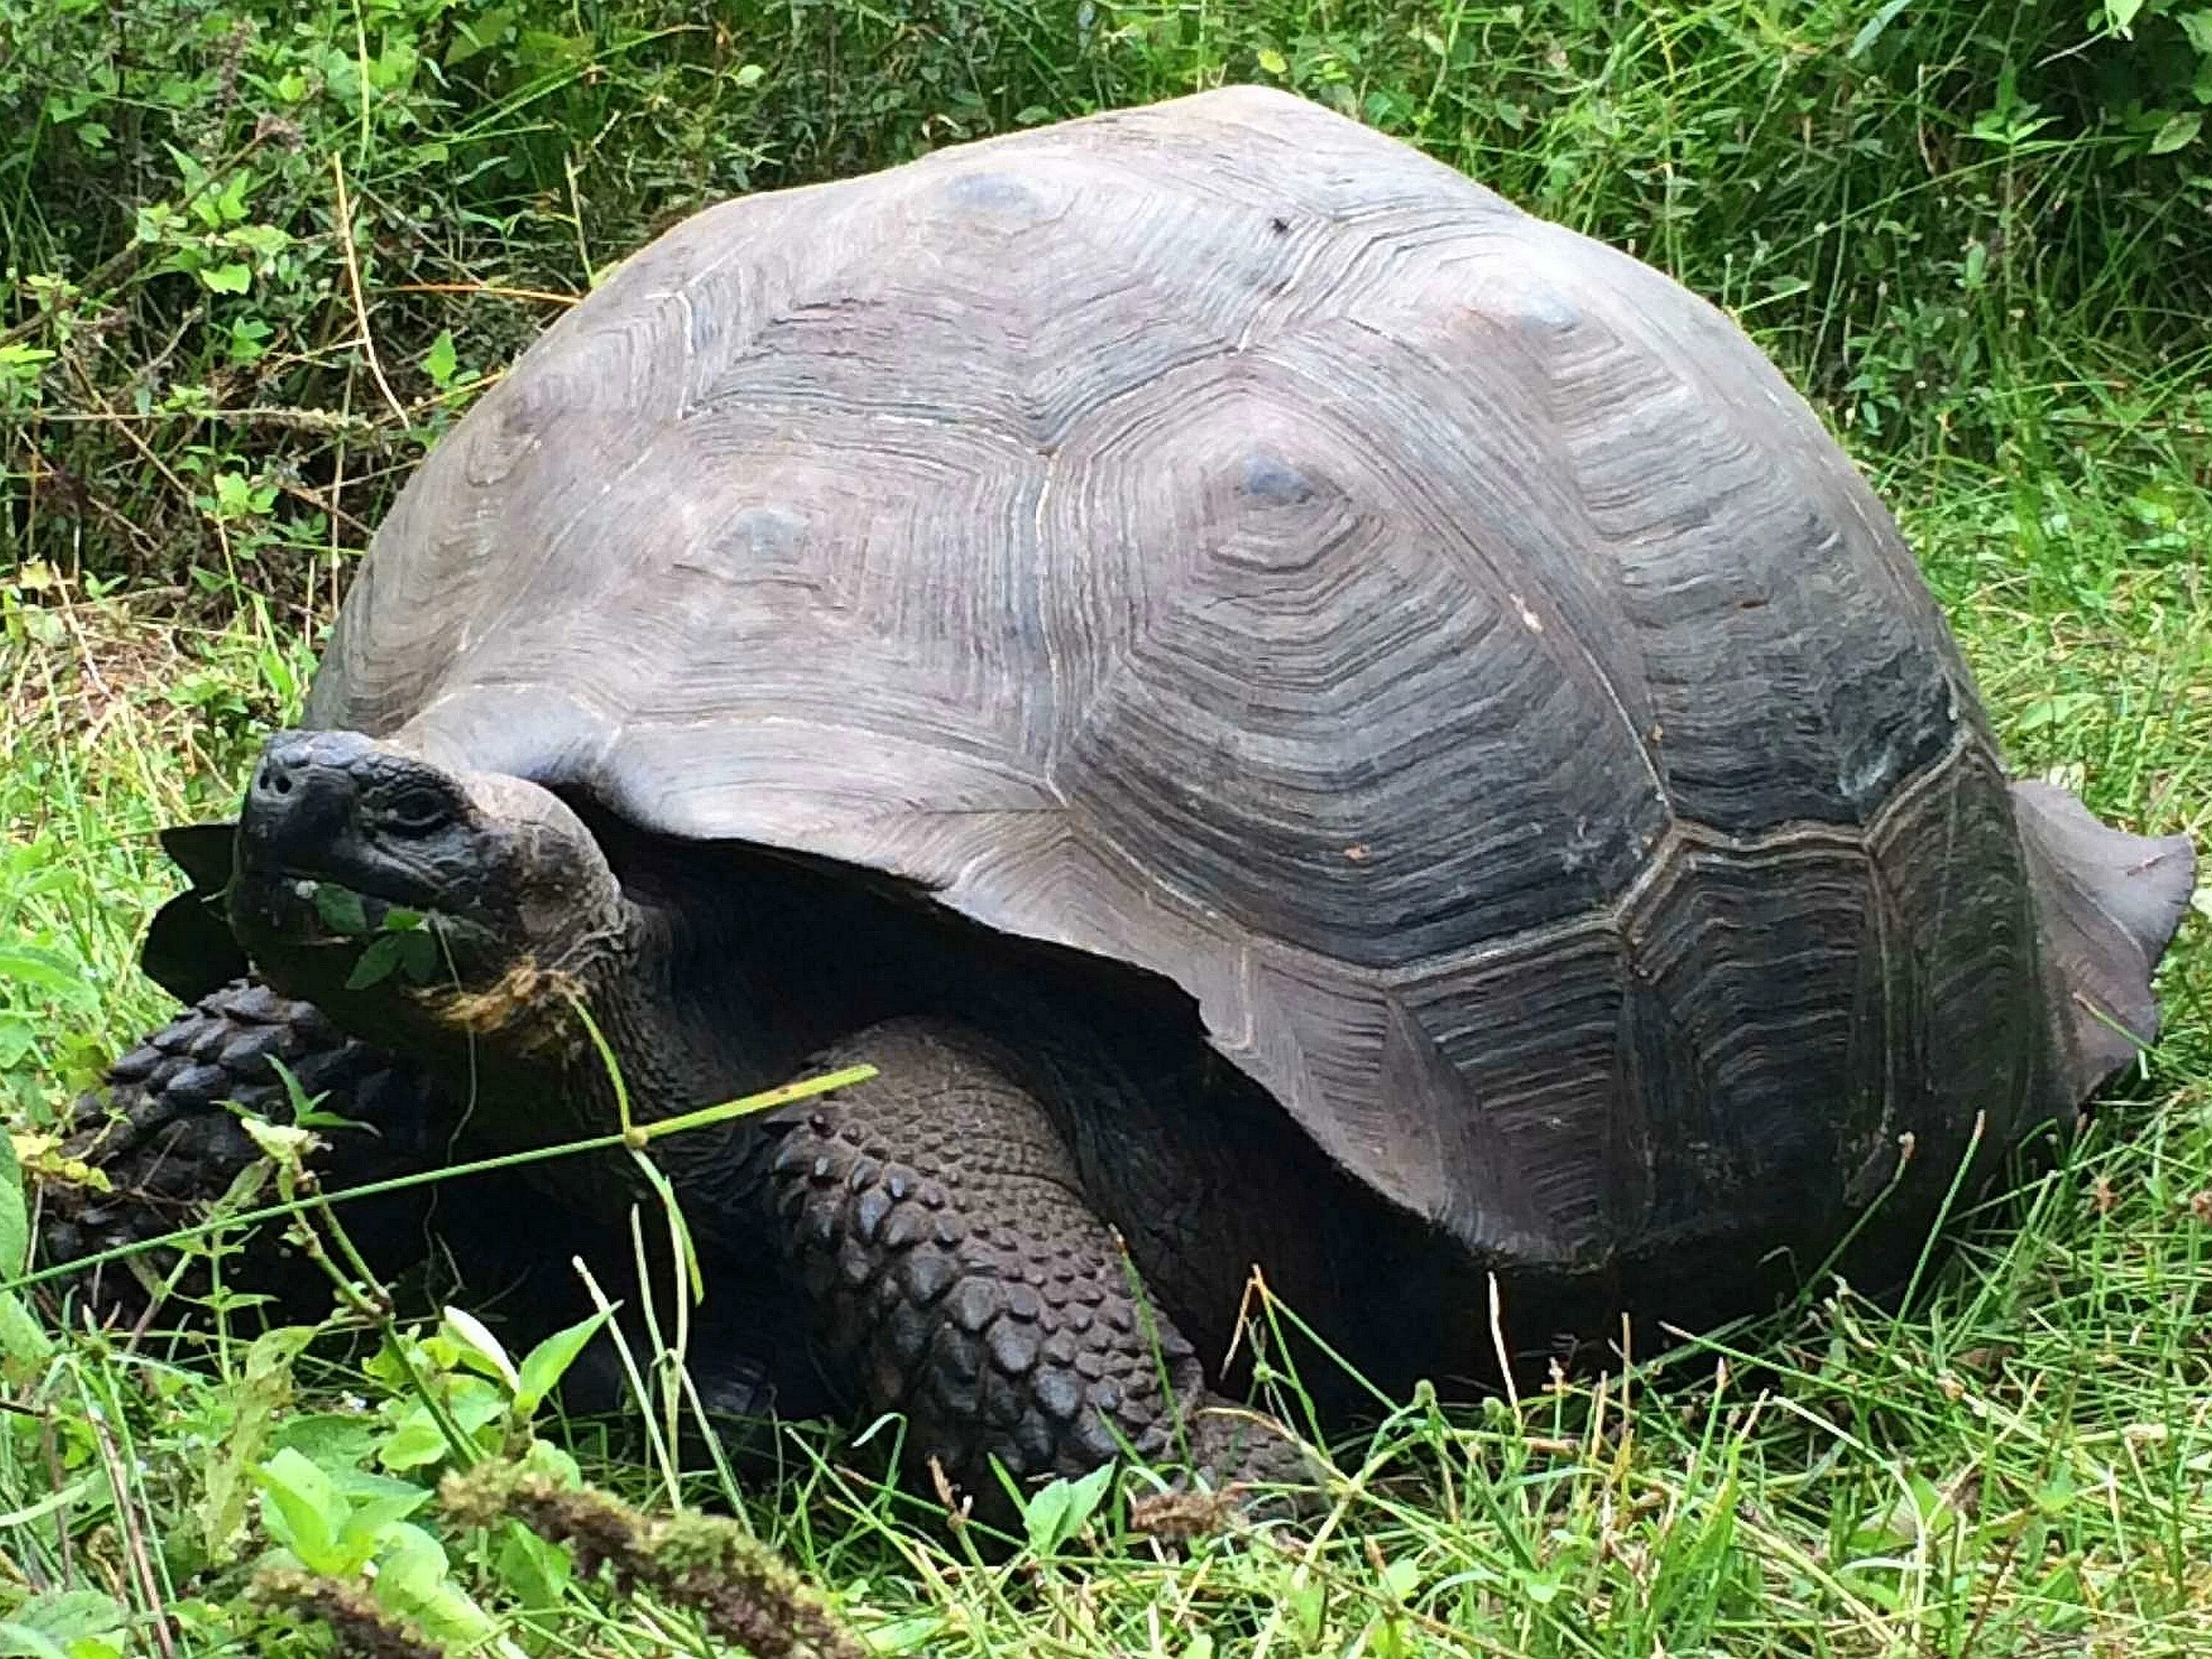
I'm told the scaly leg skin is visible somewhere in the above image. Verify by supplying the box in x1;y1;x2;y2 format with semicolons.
41;978;452;1324
736;1018;1315;1509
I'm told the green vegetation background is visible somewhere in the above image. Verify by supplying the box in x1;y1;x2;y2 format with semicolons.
1;1;2208;1655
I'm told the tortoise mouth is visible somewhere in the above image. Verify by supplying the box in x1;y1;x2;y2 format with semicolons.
227;863;503;990
253;868;425;940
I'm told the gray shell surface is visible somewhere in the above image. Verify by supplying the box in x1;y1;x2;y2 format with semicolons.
307;88;2063;1269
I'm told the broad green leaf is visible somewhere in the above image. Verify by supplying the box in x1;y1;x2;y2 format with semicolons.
346;931;409;990
254;1448;345;1573
0;1594;124;1648
494;1522;571;1610
343;1488;436;1559
1022;1461;1112;1557
1848;0;1911;58
212;473;253;517
2150;111;2202;155
1288;1576;1326;1644
1022;1476;1071;1557
0;1293;55;1374
335;1467;442;1506
240;1117;316;1165
397;927;439;982
866;1615;950;1655
1515;1562;1565;1604
376;1376;508;1474
0;345;55;380
313;885;369;936
515;1308;610;1413
522;1438;582;1489
445;4;516;66
372;1524;506;1650
0;1119;28;1273
199;262;251;293
0;1624;68;1659
268;1411;381;1469
378;1408;450;1472
1062;1461;1115;1535
385;1574;501;1651
448;1376;511;1433
372;1521;450;1604
422;330;457;388
0;1136;41;1379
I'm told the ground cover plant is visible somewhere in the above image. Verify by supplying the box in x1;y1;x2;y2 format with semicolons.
2;1;2209;1653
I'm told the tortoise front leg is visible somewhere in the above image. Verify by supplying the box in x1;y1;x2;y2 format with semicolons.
41;978;449;1321
737;1018;1309;1504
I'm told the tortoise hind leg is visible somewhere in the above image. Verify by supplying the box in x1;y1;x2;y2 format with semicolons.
41;978;449;1324
2011;782;2197;1100
737;1017;1310;1507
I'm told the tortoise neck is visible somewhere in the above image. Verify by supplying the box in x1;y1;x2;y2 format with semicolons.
535;886;818;1138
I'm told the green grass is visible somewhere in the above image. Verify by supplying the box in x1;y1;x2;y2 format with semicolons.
3;1;2211;1655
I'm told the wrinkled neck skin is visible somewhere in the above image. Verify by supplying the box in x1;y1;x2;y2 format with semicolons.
453;902;810;1150
406;895;712;1147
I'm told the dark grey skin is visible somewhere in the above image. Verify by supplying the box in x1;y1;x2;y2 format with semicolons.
179;727;1342;1500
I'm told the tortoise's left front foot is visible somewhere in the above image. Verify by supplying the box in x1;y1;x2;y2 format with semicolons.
39;978;447;1323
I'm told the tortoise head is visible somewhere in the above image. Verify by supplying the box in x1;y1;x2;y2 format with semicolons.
226;730;629;1059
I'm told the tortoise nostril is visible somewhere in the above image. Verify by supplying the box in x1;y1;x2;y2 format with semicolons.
257;754;302;796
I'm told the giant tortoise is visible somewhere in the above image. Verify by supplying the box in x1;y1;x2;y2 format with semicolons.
48;88;2196;1502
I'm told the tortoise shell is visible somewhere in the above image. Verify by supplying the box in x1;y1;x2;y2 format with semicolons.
305;87;2091;1272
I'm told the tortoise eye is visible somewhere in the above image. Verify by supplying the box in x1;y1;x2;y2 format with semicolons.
382;788;453;835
